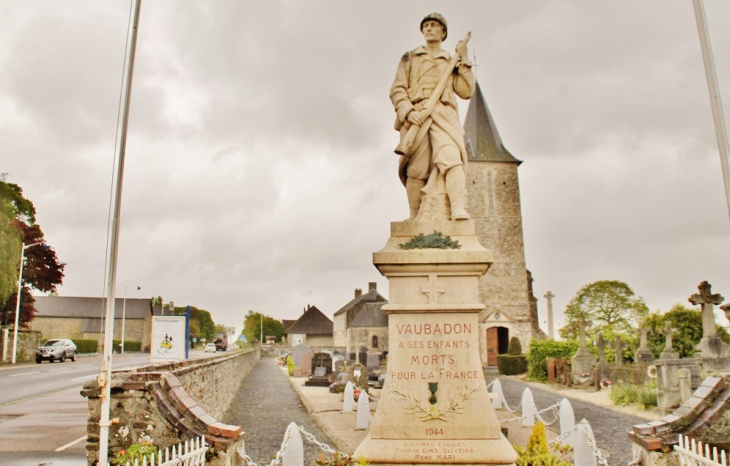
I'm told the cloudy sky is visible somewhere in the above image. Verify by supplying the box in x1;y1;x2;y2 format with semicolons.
2;1;729;333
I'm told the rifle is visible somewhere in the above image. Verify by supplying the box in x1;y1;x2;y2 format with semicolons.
394;31;472;156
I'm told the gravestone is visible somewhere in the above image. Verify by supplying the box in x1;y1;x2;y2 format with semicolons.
290;343;313;375
300;350;314;377
332;354;344;372
571;313;596;386
689;281;730;367
594;332;612;384
354;220;516;464
305;352;333;386
634;323;655;366
614;336;625;367
660;322;679;360
358;347;368;366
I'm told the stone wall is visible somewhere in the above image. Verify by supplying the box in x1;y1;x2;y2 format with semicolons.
0;327;42;362
31;317;148;348
81;348;259;465
348;327;389;353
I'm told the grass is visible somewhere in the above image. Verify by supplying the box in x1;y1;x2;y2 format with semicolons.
609;380;657;409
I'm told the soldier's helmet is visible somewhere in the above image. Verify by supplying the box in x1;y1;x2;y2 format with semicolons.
420;13;448;40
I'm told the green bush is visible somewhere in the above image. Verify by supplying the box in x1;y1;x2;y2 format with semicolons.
287;355;294;376
497;354;527;375
527;340;579;382
72;339;99;353
610;380;657;409
508;336;522;355
515;422;572;466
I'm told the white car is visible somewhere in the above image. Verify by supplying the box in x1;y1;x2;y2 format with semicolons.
204;343;216;353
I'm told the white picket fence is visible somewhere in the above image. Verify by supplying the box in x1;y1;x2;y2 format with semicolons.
675;434;728;466
111;436;207;466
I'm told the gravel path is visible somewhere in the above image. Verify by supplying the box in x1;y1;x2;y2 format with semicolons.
487;374;643;466
224;358;334;466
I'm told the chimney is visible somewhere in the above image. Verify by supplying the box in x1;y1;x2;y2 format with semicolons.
369;282;377;292
355;288;362;298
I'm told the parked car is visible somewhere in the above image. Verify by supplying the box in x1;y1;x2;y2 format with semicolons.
36;339;77;363
204;343;217;353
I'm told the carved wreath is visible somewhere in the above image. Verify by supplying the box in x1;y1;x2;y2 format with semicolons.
399;231;461;250
389;381;480;422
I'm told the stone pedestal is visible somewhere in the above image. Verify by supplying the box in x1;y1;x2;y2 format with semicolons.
354;221;517;465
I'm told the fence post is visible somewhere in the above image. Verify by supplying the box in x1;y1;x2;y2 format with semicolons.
282;422;304;466
357;391;370;429
558;398;576;447
491;379;503;409
574;419;597;466
343;382;354;412
521;388;535;427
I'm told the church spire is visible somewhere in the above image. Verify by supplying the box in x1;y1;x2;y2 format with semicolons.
464;82;521;164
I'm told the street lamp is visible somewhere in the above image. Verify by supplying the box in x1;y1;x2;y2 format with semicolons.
121;285;140;354
11;242;43;364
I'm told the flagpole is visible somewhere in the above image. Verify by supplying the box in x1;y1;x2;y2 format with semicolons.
98;1;142;464
693;0;730;223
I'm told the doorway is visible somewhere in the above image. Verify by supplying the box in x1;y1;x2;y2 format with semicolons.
486;326;510;366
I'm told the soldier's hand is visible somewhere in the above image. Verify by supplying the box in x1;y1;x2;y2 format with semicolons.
407;110;424;126
456;40;468;61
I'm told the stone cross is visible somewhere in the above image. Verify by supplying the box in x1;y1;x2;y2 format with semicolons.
639;324;648;350
544;291;555;339
421;274;445;304
578;313;591;348
689;281;724;339
664;321;674;351
614;336;625;367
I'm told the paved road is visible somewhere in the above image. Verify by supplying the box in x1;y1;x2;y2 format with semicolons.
224;358;335;466
486;374;643;466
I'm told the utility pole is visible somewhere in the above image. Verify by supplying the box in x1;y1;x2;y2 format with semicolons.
98;1;142;464
544;291;555;339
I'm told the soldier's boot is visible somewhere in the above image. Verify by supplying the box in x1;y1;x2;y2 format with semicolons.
445;166;470;220
405;178;426;221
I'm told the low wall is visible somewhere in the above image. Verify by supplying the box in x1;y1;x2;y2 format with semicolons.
82;348;259;465
0;327;42;363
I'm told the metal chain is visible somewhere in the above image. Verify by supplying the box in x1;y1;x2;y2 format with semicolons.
534;402;561;426
297;425;343;456
500;401;560;424
486;379;496;389
498;389;522;413
237;424;293;466
579;422;610;466
547;424;578;446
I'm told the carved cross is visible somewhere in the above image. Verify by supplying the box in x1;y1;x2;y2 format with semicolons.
689;281;724;339
578;313;591;348
597;332;606;362
638;323;648;350
664;321;674;350
421;274;445;304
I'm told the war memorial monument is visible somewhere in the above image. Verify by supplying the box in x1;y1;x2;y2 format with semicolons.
353;13;518;466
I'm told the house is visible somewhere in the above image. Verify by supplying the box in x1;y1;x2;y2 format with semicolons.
333;282;388;354
31;296;167;352
285;305;333;347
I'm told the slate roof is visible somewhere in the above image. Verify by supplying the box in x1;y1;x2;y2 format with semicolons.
349;302;388;328
282;319;298;333
463;82;521;164
333;288;387;317
34;296;162;320
286;305;333;335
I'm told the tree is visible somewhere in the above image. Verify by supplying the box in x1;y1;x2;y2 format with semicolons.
644;303;730;358
559;280;649;342
172;305;216;341
0;178;64;327
242;311;284;343
214;324;227;336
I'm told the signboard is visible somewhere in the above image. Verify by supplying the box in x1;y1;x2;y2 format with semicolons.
151;316;186;362
239;335;247;341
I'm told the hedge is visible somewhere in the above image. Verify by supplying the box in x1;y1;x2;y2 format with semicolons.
72;339;99;353
497;354;527;375
527;339;579;381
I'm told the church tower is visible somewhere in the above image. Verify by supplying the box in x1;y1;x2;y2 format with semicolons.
464;82;544;367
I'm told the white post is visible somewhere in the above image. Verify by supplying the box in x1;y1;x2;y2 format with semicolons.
521;388;535;427
558;398;576;447
491;379;503;409
2;328;8;362
356;391;370;429
544;291;555;339
282;422;304;466
343;381;354;412
693;0;730;223
11;242;41;364
573;419;597;466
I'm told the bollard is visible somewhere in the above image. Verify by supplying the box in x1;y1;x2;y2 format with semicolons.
282;422;304;466
573;419;597;466
343;381;354;412
356;390;370;429
558;398;576;447
521;388;535;427
491;379;503;409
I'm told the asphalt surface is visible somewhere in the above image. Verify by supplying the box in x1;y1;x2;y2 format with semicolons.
224;358;335;466
486;374;644;466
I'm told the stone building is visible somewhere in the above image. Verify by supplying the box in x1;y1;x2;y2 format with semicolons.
285;305;334;346
333;282;388;354
464;82;545;367
30;296;165;351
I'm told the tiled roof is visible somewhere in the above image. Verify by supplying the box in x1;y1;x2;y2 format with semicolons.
286;305;333;335
349;302;388;328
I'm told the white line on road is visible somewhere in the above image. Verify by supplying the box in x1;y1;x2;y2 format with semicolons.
71;374;96;381
55;435;87;451
8;371;40;377
47;368;73;372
